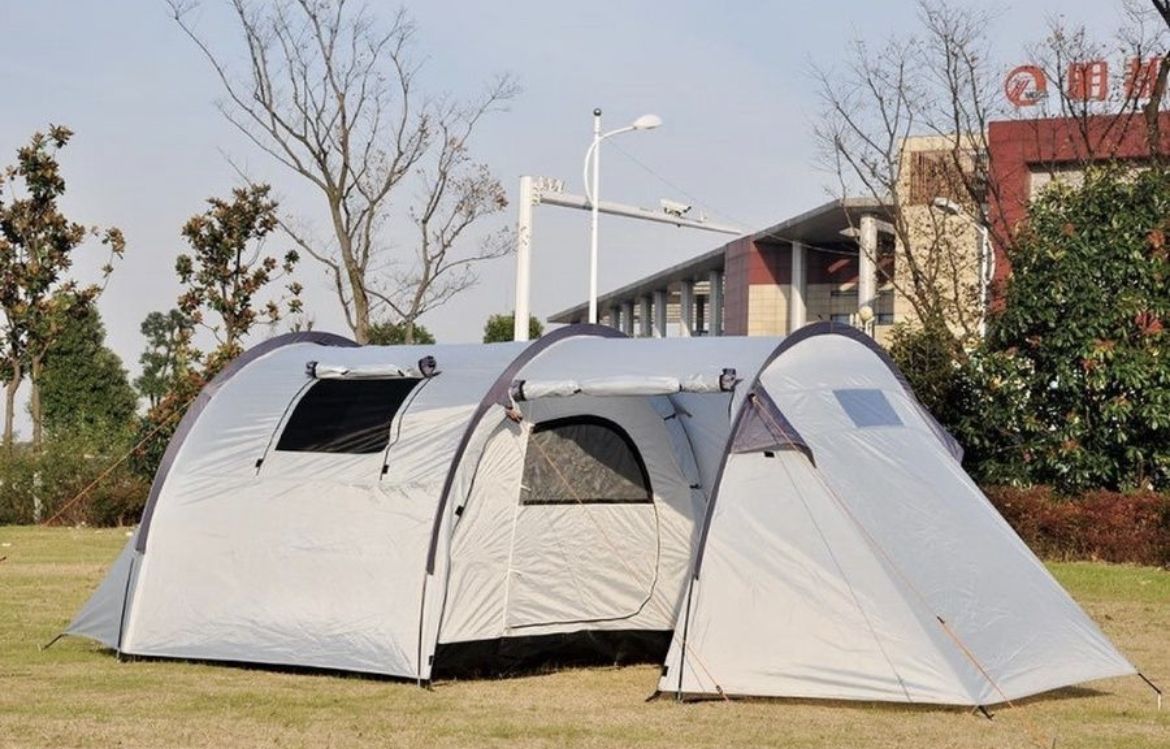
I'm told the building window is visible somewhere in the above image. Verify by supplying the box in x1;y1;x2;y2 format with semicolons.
521;416;652;505
830;313;853;325
907;149;971;205
276;378;421;454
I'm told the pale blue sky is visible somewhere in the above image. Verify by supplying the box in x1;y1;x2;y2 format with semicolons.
0;0;1123;433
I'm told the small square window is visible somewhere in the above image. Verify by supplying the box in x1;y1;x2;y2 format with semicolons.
834;389;902;428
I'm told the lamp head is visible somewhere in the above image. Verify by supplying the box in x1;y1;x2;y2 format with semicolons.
631;113;663;130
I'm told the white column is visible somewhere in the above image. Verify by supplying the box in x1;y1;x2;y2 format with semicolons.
707;270;724;336
858;214;877;327
789;241;806;334
652;289;668;338
621;300;634;336
638;296;652;338
678;280;695;337
513;175;534;341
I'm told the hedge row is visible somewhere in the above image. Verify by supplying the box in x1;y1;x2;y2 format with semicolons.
0;447;149;527
985;486;1170;568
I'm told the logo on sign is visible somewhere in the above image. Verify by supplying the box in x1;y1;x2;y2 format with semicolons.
1005;65;1047;107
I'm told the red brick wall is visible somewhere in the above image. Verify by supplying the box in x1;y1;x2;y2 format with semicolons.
722;237;753;335
986;112;1170;290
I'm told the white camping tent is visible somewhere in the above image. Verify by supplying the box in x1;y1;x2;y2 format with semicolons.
64;323;1136;705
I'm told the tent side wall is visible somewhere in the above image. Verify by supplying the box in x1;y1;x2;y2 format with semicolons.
65;333;356;652
135;331;358;554
83;335;523;678
664;323;1133;705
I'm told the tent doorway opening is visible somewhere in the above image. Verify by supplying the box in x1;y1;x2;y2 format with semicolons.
506;415;661;629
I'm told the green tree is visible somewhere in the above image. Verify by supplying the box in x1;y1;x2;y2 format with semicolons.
135;309;196;408
38;298;137;439
960;165;1170;492
367;320;435;346
0;125;124;449
176;184;301;375
483;313;542;343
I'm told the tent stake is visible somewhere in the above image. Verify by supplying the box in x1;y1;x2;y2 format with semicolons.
40;633;65;651
1138;672;1162;710
976;705;994;720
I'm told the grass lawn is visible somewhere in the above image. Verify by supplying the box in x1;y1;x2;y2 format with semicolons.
1;526;1167;748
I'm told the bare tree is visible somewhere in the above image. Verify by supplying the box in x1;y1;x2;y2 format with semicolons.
813;3;993;344
168;0;518;343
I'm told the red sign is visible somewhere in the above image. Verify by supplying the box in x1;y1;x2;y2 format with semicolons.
1068;60;1109;102
1006;58;1166;107
1005;65;1047;107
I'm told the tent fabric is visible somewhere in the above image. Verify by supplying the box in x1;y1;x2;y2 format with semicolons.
663;331;1134;704
64;526;142;650
66;322;1135;706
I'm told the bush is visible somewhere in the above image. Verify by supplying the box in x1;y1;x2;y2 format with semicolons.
887;319;963;420
986;486;1170;567
984;165;1170;492
0;431;150;527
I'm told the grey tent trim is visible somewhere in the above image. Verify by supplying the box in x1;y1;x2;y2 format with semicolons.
135;331;358;553
424;323;625;574
729;385;813;460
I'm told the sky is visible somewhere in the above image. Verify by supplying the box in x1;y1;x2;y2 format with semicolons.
0;0;1127;436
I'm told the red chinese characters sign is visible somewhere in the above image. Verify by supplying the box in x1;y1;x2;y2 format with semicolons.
1005;58;1165;107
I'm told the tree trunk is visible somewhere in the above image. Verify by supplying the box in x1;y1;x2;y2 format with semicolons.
3;366;20;450
29;355;43;451
403;319;415;345
350;277;371;344
1143;54;1170;160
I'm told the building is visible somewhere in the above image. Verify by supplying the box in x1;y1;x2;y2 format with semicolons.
551;112;1170;340
549;197;899;340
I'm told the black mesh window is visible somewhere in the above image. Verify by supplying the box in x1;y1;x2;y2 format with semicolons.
276;378;421;454
521;416;652;505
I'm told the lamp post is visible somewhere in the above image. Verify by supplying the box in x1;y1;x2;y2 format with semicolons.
583;108;662;324
932;197;992;337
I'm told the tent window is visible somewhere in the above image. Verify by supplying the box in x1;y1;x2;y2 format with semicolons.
521;416;652;505
834;388;902;428
276;378;421;454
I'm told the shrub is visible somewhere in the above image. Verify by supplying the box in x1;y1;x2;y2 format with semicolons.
985;165;1170;492
985;486;1170;567
0;430;149;526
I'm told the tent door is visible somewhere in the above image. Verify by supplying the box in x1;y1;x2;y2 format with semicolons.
503;417;661;629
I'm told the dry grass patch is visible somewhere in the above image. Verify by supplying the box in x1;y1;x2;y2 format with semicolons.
1;526;1166;748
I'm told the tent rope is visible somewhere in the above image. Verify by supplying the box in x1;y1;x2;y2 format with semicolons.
40;395;196;528
752;397;1055;748
521;415;730;699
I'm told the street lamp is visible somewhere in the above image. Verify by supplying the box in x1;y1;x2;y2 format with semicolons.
932;197;992;337
582;108;662;324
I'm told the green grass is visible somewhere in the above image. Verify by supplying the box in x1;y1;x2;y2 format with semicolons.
1;525;1167;748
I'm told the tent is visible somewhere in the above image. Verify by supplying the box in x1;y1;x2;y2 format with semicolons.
63;322;1136;705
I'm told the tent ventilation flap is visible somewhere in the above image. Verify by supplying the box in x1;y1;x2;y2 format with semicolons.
306;355;438;380
510;368;736;401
